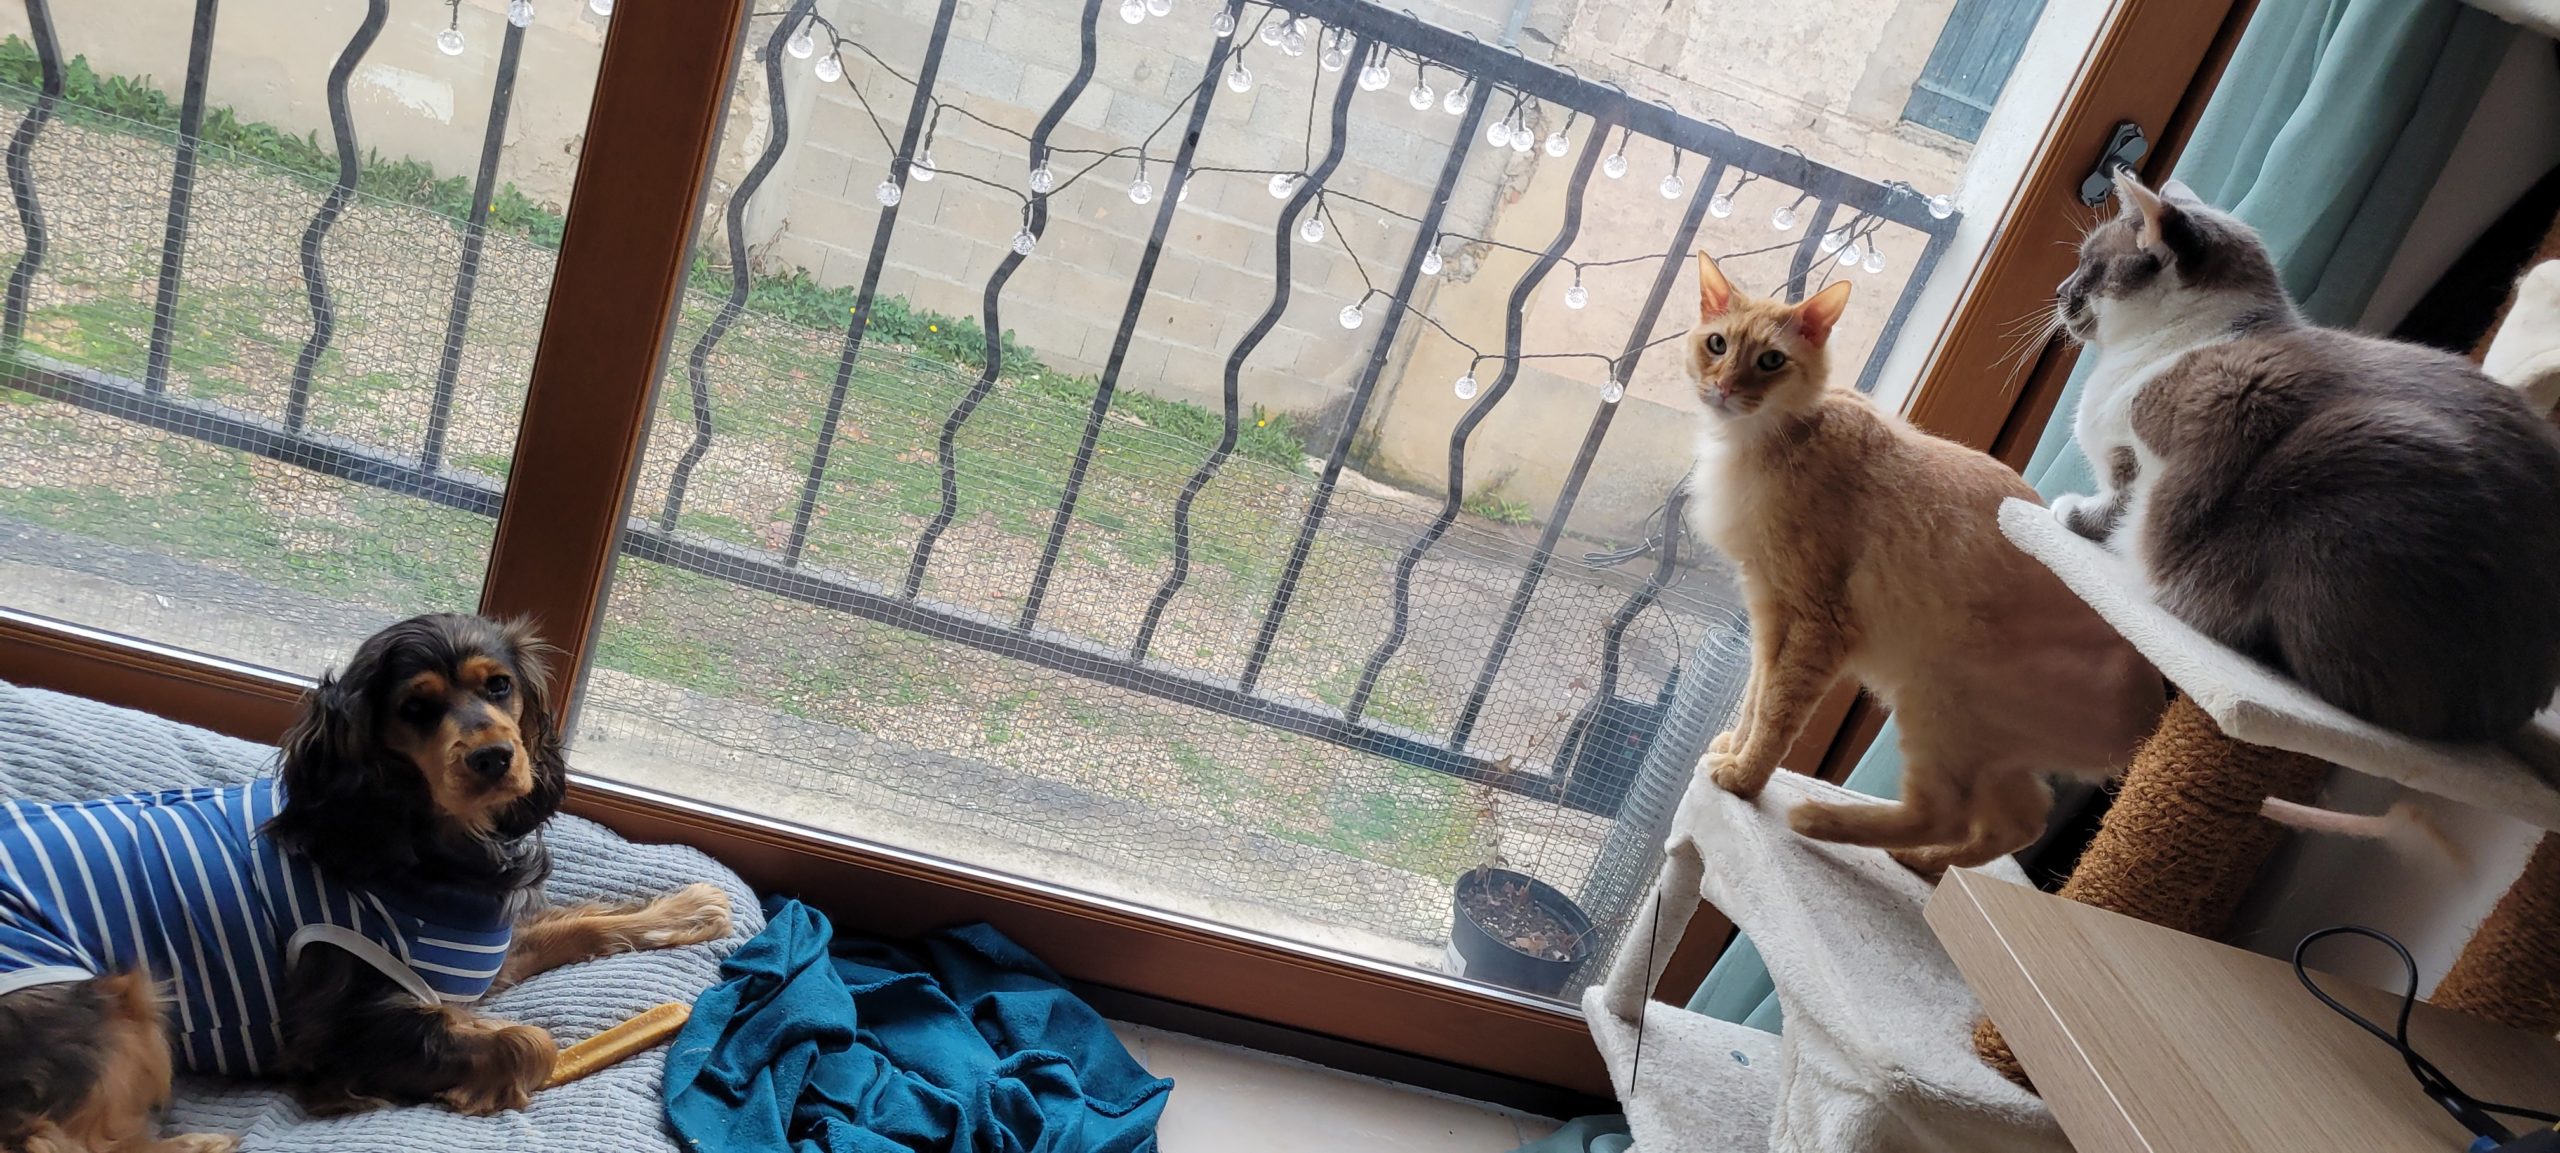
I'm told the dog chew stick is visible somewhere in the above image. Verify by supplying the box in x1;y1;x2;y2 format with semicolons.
544;1002;691;1088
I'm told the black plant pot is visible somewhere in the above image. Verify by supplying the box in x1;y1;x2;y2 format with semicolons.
1445;867;1594;996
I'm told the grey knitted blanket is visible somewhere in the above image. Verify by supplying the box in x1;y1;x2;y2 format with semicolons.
0;680;762;1152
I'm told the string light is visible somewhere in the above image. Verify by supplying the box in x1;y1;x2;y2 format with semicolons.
588;0;611;15
1603;372;1624;403
1012;221;1038;256
1444;79;1471;115
875;179;902;207
1862;246;1887;274
1259;19;1283;45
1299;212;1325;243
437;1;465;55
910;150;937;181
1836;238;1861;266
1509;121;1532;153
1177;176;1192;202
1487;118;1512;148
1544;129;1569;157
1028;155;1056;194
1129;158;1154;205
1818;229;1846;254
1420;244;1443;275
1227;58;1253;92
1321;30;1350;72
1771;191;1808;232
1658;152;1683;199
1564;272;1587;309
1928;193;1955;219
1454;364;1481;400
1603;129;1628;179
1408;78;1435;111
1268;172;1299;199
1147;0;1172;16
1120;0;1146;25
1279;18;1307;56
815;52;844;82
1339;301;1365;329
508;0;535;29
1360;49;1391;91
786;22;815;59
1708;170;1752;219
1211;8;1236;35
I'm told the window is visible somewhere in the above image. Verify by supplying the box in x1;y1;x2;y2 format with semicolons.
0;0;2240;1091
1904;0;2052;143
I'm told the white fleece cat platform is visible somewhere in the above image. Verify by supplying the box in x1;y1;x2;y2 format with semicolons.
1587;770;2068;1153
1998;498;2560;830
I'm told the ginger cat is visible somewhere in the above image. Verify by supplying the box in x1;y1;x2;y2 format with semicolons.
1686;255;2165;872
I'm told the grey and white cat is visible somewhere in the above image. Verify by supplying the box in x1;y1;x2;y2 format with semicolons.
2050;170;2560;744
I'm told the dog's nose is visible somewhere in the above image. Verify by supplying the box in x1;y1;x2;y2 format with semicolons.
465;743;515;781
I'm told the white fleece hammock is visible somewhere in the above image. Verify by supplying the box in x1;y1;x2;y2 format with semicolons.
1586;771;2068;1153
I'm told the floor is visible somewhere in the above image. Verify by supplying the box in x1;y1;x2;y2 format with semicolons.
1110;1022;1565;1152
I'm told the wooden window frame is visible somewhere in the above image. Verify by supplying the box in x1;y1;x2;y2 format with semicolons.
0;0;2252;1102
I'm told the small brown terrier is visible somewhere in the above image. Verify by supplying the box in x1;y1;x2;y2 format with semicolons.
0;614;731;1151
1683;255;2165;872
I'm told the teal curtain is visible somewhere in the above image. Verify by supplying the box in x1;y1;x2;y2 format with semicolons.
1513;2;2512;1147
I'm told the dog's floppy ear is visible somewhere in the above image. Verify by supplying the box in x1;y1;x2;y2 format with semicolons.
268;645;416;877
493;618;567;838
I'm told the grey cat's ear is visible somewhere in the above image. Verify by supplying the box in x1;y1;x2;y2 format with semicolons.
2111;168;2171;250
2159;177;2204;206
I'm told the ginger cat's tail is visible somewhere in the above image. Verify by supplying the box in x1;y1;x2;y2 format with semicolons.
2259;796;2463;865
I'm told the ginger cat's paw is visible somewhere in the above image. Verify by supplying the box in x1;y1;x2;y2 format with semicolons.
638;883;732;949
1709;730;1737;756
1704;742;1766;799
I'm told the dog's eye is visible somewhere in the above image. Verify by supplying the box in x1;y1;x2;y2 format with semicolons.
399;698;441;726
485;674;514;700
1704;333;1727;356
1755;350;1787;372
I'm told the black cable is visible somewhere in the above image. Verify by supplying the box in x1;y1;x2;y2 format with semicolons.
2294;926;2560;1145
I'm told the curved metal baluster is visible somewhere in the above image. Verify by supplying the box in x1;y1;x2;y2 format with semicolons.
1236;95;1489;694
655;11;802;531
1447;159;1721;749
144;0;220;394
1343;123;1611;726
1562;487;1688;782
422;21;527;470
1127;27;1349;658
285;0;386;433
903;0;1105;599
782;0;948;567
2;0;62;351
1784;197;1837;303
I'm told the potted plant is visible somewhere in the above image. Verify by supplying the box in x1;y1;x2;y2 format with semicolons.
1444;755;1596;996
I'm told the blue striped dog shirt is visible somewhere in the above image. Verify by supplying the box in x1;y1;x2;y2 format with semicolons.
0;780;513;1076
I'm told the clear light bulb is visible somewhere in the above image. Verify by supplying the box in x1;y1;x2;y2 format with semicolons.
1268;172;1298;198
1420;248;1443;275
1510;129;1532;154
1454;371;1479;400
1928;193;1955;219
1211;9;1235;35
786;25;815;58
1227;61;1252;92
1361;62;1390;91
1544;131;1568;157
910;151;936;181
1147;0;1172;16
1862;246;1886;274
1259;20;1283;45
1818;229;1845;254
1279;24;1305;55
1486;120;1512;148
1708;193;1733;218
1177;179;1191;202
1837;240;1862;267
508;0;535;29
1658;172;1681;199
1771;204;1798;231
1321;44;1348;72
1012;228;1038;256
814;53;844;82
1129;176;1154;204
1299;214;1325;243
1603;375;1624;403
1120;0;1146;24
1564;282;1588;309
875;180;902;207
1443;84;1468;115
1029;161;1056;194
1339;303;1364;330
588;0;611;14
1408;80;1435;111
1602;152;1627;179
437;26;465;55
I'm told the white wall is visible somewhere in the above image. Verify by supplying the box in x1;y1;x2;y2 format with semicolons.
2227;29;2560;994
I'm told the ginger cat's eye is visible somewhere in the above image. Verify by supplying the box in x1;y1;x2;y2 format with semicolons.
1704;333;1727;356
1755;350;1786;371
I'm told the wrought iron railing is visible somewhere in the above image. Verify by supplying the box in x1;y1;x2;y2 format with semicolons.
0;0;1958;815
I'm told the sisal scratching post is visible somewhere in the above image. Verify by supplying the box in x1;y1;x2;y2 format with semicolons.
2432;834;2560;1033
1973;693;2330;1087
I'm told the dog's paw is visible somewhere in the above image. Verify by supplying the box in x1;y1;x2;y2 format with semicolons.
160;1135;241;1153
439;1022;555;1116
639;882;732;949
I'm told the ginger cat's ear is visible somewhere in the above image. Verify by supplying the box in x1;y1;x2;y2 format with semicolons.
1795;280;1852;347
2112;168;2169;248
1697;252;1734;320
